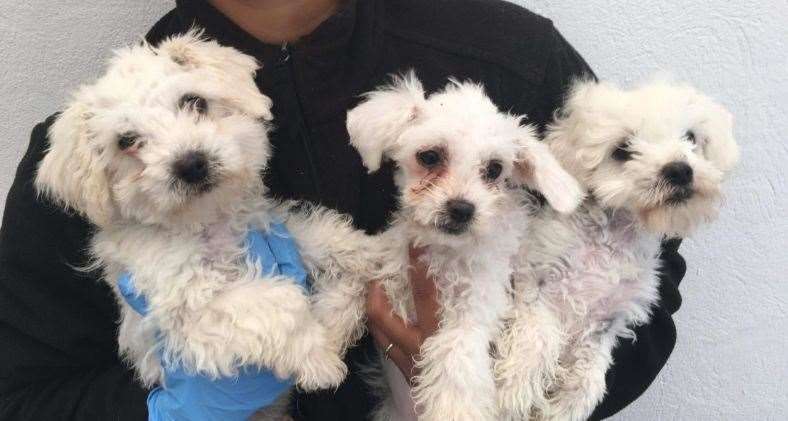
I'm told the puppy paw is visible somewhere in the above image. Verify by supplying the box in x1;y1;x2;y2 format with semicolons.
496;380;538;420
294;347;347;391
541;388;598;421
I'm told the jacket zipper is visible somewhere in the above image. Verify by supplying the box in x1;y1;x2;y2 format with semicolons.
275;43;322;200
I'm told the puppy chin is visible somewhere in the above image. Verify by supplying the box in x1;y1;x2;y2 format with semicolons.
138;181;258;227
436;219;471;236
410;221;475;249
637;195;720;237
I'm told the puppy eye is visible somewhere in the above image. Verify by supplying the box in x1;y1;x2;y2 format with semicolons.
483;160;503;181
611;141;633;162
416;150;443;168
117;132;140;150
685;130;697;144
179;94;208;114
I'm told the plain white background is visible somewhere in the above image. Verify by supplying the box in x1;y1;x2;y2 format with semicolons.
0;1;785;419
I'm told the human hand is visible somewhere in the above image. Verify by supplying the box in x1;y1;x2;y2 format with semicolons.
365;246;440;383
117;224;306;420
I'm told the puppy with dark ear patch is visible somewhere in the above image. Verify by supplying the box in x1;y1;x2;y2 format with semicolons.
35;31;389;419
494;78;739;421
312;72;581;421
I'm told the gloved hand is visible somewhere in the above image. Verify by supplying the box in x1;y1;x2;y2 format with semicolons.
118;223;309;421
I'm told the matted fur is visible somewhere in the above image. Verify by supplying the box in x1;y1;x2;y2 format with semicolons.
494;78;739;421
314;73;582;421
34;31;380;419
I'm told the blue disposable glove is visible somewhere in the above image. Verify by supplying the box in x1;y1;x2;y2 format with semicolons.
118;223;308;421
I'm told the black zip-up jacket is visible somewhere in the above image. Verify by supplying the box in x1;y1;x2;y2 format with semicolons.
0;0;686;419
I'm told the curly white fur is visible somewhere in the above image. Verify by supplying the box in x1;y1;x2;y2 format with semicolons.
494;78;739;421
34;31;381;419
314;73;582;421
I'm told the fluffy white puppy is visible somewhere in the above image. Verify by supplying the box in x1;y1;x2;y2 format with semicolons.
494;79;739;421
313;73;583;421
34;32;378;414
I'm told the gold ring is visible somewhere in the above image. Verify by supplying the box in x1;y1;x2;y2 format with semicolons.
383;343;394;360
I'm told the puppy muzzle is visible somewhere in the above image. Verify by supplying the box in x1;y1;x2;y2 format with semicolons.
665;187;694;205
171;150;220;194
437;199;476;235
661;161;695;205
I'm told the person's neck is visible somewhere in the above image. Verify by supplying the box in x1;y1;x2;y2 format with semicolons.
207;0;342;44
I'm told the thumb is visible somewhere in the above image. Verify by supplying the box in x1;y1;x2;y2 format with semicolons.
265;223;309;289
409;246;440;335
117;273;150;315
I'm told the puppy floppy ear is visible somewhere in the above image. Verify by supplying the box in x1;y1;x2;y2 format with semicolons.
157;28;257;74
347;71;426;172
35;103;116;226
158;29;273;121
545;79;624;179
514;127;584;214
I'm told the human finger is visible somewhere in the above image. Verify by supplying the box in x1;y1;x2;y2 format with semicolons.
408;245;440;336
366;280;423;355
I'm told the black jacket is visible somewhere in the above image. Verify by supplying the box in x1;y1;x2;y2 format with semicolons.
0;0;686;419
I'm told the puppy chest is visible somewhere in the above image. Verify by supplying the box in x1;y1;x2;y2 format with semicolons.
536;217;660;322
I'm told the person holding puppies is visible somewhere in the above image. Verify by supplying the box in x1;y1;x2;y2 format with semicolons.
0;1;686;420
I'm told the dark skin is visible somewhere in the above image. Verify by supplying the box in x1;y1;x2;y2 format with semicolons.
208;0;342;44
366;247;441;382
209;0;442;382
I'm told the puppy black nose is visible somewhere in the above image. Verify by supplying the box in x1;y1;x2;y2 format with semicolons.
173;151;210;184
446;199;475;223
661;161;693;187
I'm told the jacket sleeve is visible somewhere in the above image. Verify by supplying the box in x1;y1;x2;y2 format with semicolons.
0;116;149;420
527;28;687;420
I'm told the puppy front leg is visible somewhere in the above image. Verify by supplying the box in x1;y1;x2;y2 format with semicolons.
221;277;349;391
282;205;382;354
310;272;369;355
542;329;614;421
494;298;563;420
413;322;497;421
117;305;162;387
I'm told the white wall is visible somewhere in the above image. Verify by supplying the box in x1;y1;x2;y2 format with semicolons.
0;0;174;201
1;1;786;420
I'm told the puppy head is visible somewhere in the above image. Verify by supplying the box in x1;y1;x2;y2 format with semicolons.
36;30;273;228
548;78;739;236
348;72;581;245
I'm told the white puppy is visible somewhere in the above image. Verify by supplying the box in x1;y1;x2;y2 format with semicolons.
34;31;379;417
314;73;583;421
494;79;739;421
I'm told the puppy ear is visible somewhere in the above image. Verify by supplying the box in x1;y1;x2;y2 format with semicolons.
221;86;273;122
514;127;584;214
157;28;261;77
347;71;426;172
157;29;207;68
158;29;272;122
546;79;623;178
35;103;115;226
692;91;739;173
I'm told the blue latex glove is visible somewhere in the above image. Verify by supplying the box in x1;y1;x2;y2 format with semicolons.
118;223;308;421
